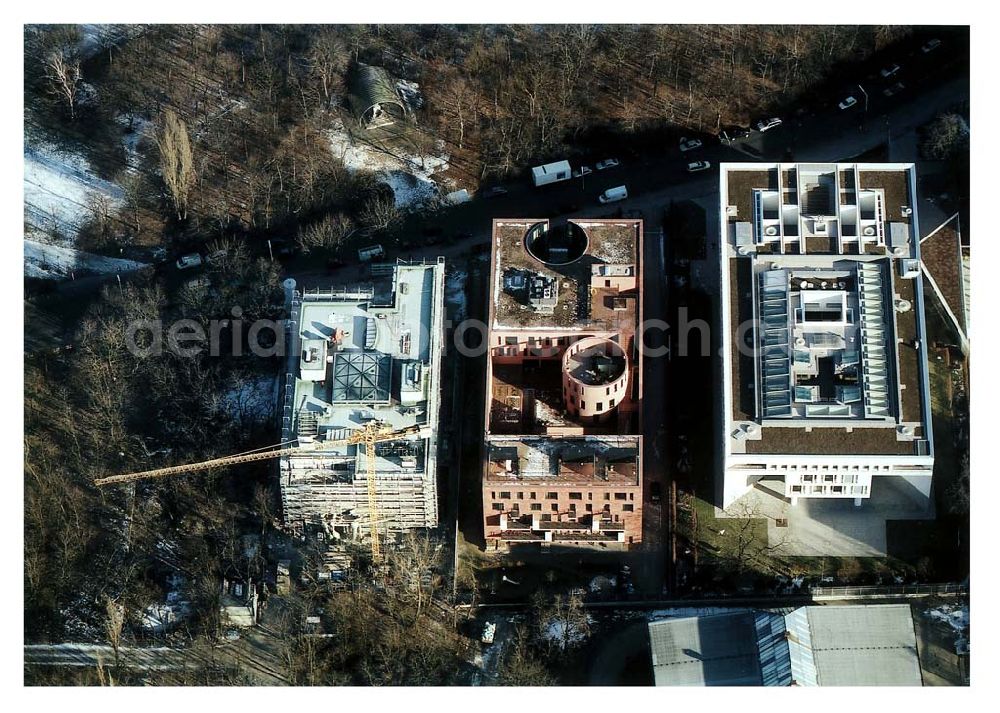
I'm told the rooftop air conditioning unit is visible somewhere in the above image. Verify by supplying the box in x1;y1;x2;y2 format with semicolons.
901;206;913;217
814;220;828;234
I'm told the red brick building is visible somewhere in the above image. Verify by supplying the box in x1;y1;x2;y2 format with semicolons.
481;218;644;550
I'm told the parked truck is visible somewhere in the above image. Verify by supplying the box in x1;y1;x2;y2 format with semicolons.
531;160;572;187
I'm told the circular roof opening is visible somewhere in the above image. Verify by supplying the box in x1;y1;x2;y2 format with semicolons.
525;221;588;266
564;337;627;386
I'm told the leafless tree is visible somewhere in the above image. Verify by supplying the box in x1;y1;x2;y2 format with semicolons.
296;213;355;253
156;109;196;220
44;49;81;119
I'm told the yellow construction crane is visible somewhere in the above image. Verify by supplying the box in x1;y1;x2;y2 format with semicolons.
95;421;424;564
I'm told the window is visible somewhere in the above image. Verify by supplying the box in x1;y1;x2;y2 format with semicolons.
492;503;503;511
505;336;517;345
587;492;593;500
546;492;558;500
832;486;844;493
580;401;586;410
623;504;634;512
609;398;615;407
499;491;511;500
824;474;835;483
803;474;814;483
569;504;576;512
517;492;524;500
551;504;558;511
530;503;542;511
791;485;802;493
629;493;634;501
596;402;604;411
569;492;582;500
614;492;627;501
604;493;611;501
541;514;551;522
530;492;537;500
605;279;612;287
585;504;593;512
491;491;496;499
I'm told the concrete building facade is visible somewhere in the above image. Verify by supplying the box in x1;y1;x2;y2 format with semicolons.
278;259;446;546
720;163;934;508
482;218;644;550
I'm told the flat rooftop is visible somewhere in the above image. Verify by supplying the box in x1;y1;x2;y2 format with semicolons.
486;436;640;485
490;219;639;330
722;163;931;457
284;261;445;470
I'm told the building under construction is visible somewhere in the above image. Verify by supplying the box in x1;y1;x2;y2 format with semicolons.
279;259;446;547
482;219;645;550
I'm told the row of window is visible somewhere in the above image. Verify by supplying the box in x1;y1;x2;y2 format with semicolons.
491;491;634;501
493;502;635;513
788;484;870;496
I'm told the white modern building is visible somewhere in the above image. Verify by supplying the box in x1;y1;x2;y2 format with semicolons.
278;259;446;541
720;163;934;508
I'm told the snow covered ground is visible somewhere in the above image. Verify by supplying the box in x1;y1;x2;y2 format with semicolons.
217;374;279;428
24;140;125;241
328;119;451;210
925;603;970;654
25;239;147;280
444;269;468;321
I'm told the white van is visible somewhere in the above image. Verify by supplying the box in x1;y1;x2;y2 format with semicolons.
598;185;628;204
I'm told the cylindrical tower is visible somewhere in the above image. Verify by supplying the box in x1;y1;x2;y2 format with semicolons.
562;336;629;421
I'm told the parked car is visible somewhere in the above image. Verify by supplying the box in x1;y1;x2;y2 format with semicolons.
838;96;858;110
480;186;508;199
880;63;901;78
595;158;620;170
679;137;702;152
598;185;628;203
687;160;711;173
718;126;751;143
572;165;593;178
883;82;905;97
754;117;783;132
175;253;203;270
921;38;942;53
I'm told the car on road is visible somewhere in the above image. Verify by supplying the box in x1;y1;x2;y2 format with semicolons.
480;186;508;199
921;38;942;53
754;117;783;132
572;165;593;178
838;96;858;110
598;185;628;203
880;63;901;78
718;126;751;143
679;137;702;152
883;82;905;97
595;158;620;170
175;253;203;270
687;160;711;173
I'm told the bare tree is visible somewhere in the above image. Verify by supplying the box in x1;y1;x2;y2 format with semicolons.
104;597;125;671
156;109;196;220
44;49;82;119
296;212;356;253
359;194;401;233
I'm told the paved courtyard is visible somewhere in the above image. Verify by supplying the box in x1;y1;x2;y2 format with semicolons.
717;477;935;557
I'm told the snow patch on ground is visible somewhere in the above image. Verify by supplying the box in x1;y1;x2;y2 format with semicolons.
396;80;425;110
540;613;594;650
25;239;148;280
926;603;970;654
328;119;450;210
217;374;278;428
24;140;125;242
445;269;468;321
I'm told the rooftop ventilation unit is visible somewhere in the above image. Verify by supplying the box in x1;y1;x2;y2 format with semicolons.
863;225;876;237
765;225;778;236
814;220;828;234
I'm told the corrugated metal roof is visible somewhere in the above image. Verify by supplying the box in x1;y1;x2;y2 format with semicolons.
347;63;405;124
648;612;762;686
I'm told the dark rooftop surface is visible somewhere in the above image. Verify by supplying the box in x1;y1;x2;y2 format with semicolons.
491;220;638;330
920;221;966;332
